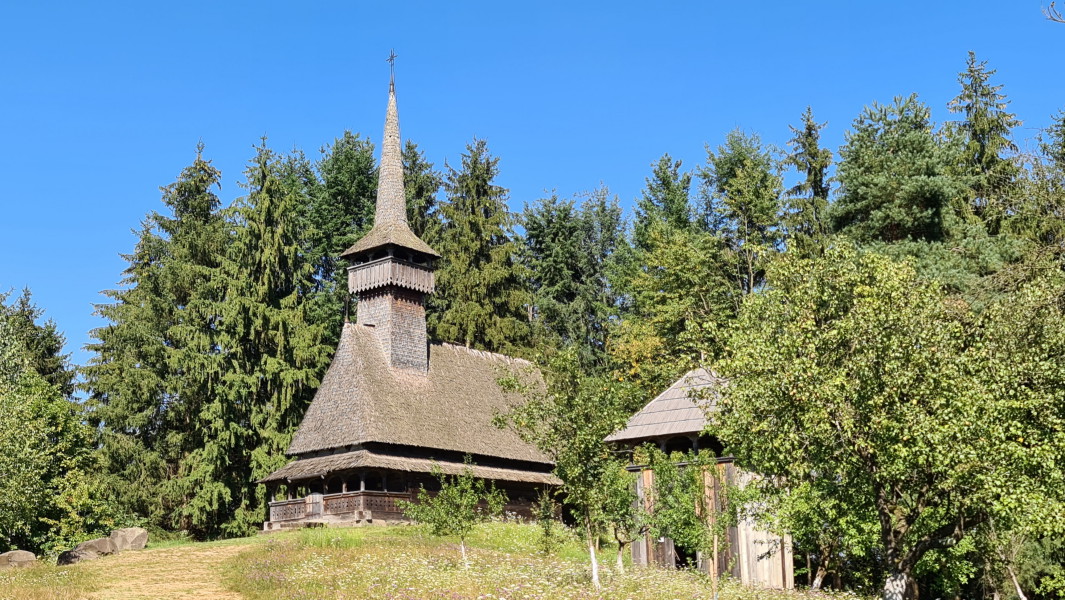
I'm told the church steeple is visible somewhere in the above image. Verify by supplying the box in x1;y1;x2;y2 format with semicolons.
341;66;437;373
340;74;438;261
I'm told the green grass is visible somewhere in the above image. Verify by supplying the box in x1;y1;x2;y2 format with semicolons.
223;521;820;600
0;522;867;600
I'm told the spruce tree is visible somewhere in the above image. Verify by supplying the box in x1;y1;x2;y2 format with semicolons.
1041;109;1065;171
948;51;1021;230
305;132;377;343
172;140;329;536
85;145;225;529
833;94;969;244
0;290;75;397
633;154;692;250
308;131;378;282
784;107;833;257
522;188;624;366
403;140;442;241
430;138;530;353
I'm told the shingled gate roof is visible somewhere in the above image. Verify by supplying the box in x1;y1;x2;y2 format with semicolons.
286;323;549;464
605;368;722;443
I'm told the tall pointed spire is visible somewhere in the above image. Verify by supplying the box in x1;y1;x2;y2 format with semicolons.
374;80;408;228
340;70;438;260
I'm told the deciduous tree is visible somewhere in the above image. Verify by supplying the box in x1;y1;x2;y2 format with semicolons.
714;244;1065;599
399;461;505;568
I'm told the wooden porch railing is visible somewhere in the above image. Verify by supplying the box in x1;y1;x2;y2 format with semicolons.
268;498;308;522
322;490;411;517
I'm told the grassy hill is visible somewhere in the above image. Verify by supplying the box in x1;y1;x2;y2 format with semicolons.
0;522;840;600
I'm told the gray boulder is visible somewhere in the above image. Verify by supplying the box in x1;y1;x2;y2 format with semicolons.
109;527;149;552
56;537;117;566
0;550;35;568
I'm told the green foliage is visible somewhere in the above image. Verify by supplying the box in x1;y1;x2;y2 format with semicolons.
304;132;377;345
1042;109;1065;172
598;460;645;553
522;188;625;366
833;94;970;244
399;461;505;565
0;299;118;556
85;144;226;530
0;290;75;397
430;138;530;353
947;51;1021;228
532;488;564;555
698;129;784;295
641;446;733;566
634;154;692;251
611;225;737;394
178;139;328;537
754;477;879;589
403;140;442;240
784;107;833;258
87;141;330;539
1018;536;1065;599
715;243;1065;596
1006;121;1065;255
499;347;634;585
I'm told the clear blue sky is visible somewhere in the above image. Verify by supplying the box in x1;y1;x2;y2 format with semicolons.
1;1;1062;369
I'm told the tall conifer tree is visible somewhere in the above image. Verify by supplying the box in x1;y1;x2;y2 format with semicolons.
785;108;833;257
1042;109;1065;171
430;138;530;353
698;129;784;295
172;140;329;536
305;132;377;343
403;140;442;241
633;154;692;250
522;188;624;366
86;144;225;529
833;95;968;244
948;52;1021;230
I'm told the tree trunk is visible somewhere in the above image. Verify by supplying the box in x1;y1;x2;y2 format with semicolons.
883;571;915;600
1006;565;1027;600
616;541;626;574
586;517;600;589
589;538;601;589
812;540;835;590
812;564;827;590
460;539;468;569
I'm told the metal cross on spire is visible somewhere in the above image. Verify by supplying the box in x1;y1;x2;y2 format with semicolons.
386;49;397;86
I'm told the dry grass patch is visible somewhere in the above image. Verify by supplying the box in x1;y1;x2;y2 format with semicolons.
0;563;99;600
0;536;258;600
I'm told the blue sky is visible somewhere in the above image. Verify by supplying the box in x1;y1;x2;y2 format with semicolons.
1;1;1063;369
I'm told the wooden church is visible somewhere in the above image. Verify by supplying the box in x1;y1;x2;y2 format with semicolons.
260;75;557;530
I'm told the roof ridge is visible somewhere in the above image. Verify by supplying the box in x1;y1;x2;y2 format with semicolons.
437;342;532;366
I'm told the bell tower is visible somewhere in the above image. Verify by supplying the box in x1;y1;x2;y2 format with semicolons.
340;70;438;373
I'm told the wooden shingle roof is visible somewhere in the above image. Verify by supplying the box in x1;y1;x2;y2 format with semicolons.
261;449;559;485
339;81;439;260
605;368;721;443
286;323;549;465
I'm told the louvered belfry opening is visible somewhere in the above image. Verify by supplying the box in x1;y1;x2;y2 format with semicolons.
341;78;439;373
